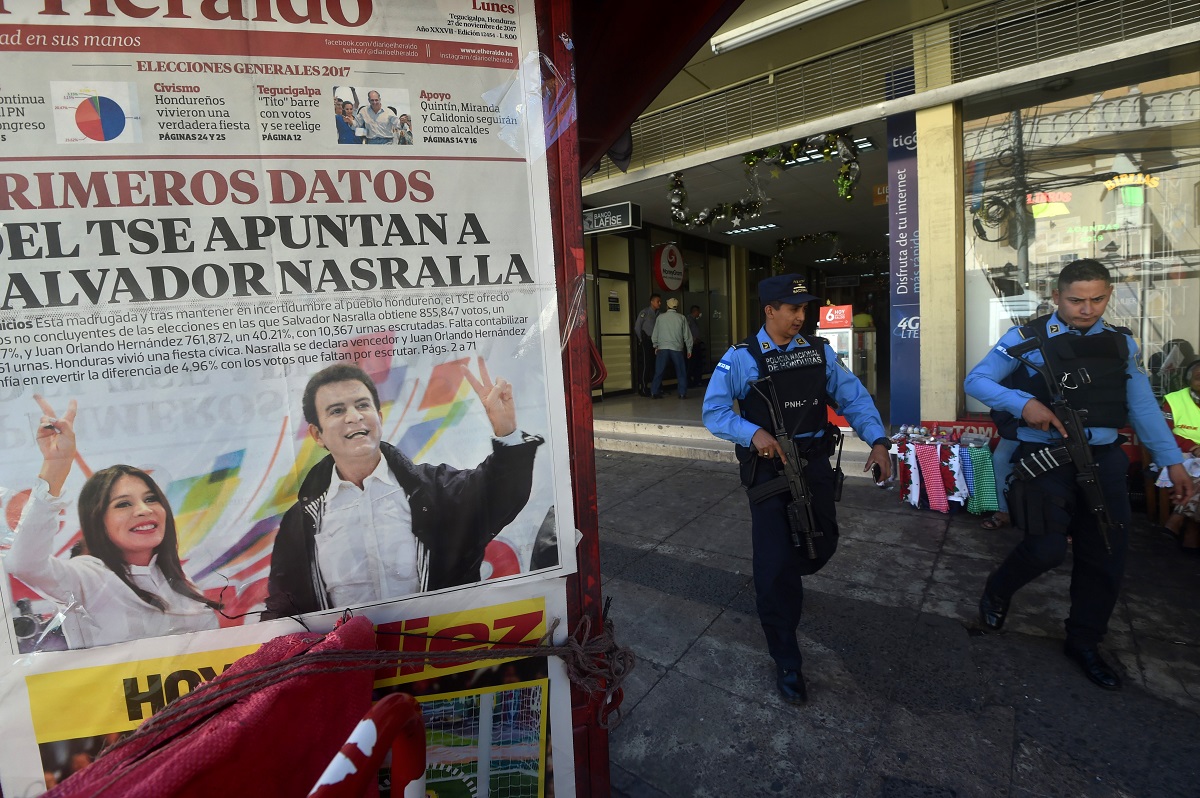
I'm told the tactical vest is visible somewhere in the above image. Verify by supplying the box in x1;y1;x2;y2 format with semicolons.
737;334;827;439
1009;315;1130;429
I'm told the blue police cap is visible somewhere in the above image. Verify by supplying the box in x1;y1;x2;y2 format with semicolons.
758;273;820;306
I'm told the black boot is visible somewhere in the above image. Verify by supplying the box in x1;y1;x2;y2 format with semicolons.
775;668;808;705
1063;643;1122;690
978;588;1010;632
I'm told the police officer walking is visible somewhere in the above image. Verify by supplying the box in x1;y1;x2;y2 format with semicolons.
633;293;662;397
702;274;892;704
965;258;1194;690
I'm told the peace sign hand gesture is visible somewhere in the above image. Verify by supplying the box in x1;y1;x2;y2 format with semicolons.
33;394;78;497
461;357;517;438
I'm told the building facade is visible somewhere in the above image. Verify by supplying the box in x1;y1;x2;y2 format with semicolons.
582;0;1199;426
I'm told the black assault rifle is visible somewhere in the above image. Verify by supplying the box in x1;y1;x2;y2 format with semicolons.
745;378;821;559
1005;335;1116;553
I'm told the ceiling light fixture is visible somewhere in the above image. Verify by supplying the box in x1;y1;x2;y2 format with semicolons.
710;0;868;55
724;223;778;235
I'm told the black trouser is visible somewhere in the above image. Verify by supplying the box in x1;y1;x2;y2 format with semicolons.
635;334;655;394
745;453;839;671
987;443;1130;647
688;341;707;387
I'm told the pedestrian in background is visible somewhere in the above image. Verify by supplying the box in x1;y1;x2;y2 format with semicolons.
633;293;661;397
650;298;692;399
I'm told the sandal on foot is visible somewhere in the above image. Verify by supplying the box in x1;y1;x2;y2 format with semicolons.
981;513;1010;530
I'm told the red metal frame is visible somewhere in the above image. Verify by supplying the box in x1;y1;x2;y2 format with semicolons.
536;2;609;795
538;3;749;791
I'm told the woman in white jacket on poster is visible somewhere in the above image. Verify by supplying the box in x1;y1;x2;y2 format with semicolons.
5;395;221;649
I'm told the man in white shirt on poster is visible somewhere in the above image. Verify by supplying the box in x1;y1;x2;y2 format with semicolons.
262;361;543;618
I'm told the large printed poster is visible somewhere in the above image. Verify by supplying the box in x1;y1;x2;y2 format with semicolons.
0;2;578;794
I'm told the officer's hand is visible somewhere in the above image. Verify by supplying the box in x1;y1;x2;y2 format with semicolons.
1166;463;1195;506
865;444;891;481
751;428;785;464
1021;398;1067;437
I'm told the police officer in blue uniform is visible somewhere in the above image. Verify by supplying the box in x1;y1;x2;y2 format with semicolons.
702;274;892;705
965;259;1193;690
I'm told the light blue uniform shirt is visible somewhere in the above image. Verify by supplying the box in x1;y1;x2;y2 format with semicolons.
963;311;1183;467
702;327;887;448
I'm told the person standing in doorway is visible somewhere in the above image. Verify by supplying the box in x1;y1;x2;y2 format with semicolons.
633;293;661;397
650;298;692;399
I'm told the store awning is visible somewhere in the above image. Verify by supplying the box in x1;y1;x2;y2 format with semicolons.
572;1;745;175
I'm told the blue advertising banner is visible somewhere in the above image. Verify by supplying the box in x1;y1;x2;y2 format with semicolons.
887;112;920;427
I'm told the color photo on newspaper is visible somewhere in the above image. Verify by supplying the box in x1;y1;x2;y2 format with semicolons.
0;0;576;655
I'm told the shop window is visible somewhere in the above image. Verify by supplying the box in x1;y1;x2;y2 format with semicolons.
962;72;1200;409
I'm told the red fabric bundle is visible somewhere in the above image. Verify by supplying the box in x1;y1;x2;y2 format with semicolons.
49;617;376;798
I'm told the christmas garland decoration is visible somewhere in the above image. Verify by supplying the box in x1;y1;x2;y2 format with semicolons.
771;232;838;270
668;171;764;227
668;130;866;232
771;235;887;271
745;131;862;201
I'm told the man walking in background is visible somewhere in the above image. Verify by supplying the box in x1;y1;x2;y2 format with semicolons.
650;298;692;399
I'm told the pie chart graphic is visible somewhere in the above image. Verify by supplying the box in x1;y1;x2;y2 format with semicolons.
74;95;126;141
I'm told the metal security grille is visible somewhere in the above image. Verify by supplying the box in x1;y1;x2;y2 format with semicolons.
585;0;1199;182
952;0;1198;81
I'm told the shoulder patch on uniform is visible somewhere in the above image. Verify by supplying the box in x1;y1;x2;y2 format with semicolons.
716;360;731;371
1048;324;1060;334
794;334;808;347
760;340;771;352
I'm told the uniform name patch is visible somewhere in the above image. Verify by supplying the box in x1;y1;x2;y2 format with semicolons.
764;348;823;373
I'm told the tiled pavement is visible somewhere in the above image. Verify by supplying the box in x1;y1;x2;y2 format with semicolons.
596;450;1200;798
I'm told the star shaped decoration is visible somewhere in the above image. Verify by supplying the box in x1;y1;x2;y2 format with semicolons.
731;217;742;228
769;167;781;179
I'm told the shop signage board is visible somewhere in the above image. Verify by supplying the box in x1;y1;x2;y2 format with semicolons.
819;304;853;328
582;201;641;235
651;243;684;291
887;111;921;427
0;2;578;793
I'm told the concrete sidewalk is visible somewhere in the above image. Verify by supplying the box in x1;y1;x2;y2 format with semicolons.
596;450;1200;798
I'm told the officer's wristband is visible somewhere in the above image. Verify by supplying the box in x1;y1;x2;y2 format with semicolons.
871;437;891;449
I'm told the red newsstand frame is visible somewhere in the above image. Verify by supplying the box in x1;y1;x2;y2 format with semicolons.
536;2;609;795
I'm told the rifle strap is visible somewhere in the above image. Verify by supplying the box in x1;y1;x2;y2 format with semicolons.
747;476;790;504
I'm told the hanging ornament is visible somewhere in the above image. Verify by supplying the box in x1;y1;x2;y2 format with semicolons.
835;132;857;163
